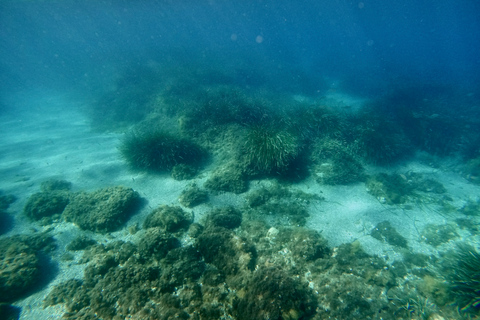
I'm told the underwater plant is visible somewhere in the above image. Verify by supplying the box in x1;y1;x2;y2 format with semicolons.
390;293;440;320
120;130;206;173
243;125;299;175
445;243;480;312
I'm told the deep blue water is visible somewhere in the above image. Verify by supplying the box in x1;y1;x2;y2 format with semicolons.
1;0;479;98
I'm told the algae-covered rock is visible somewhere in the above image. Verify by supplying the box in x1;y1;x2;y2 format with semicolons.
245;183;321;227
310;138;365;185
421;223;458;247
178;184;208;208
159;246;205;292
277;227;329;261
66;235;97;251
233;266;317;320
171;163;198;180
366;172;447;206
0;236;45;302
366;173;414;205
23;179;72;223
24;191;70;221
203;207;242;230
204;162;249;194
371;221;408;248
195;226;255;276
63;186;141;233
137;227;180;261
143;205;193;233
40;179;72;192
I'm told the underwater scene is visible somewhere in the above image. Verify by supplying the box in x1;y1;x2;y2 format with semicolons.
1;0;480;319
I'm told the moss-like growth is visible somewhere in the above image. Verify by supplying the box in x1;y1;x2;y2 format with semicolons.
311;138;365;185
66;236;97;251
137;227;180;261
366;173;415;205
120;130;206;173
460;199;480;216
233;266;317;320
195;226;255;276
203;207;242;230
23;191;70;221
279;228;329;261
23;180;72;223
245;183;321;227
178;184;208;208
171;163;197;180
421;223;458;247
45;238;206;319
143;205;193;233
346;111;412;165
242;125;300;176
63;186;141;233
40;179;72;192
159;246;205;292
0;236;49;302
204;162;249;194
371;221;408;248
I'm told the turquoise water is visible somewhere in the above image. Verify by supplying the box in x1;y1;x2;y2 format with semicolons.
1;1;480;319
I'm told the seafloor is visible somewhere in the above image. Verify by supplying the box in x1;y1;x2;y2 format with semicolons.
1;70;480;320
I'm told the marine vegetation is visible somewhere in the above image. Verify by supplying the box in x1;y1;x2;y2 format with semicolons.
0;233;55;302
23;179;71;223
233;266;317;320
178;183;208;208
389;292;440;320
120;129;206;173
143;205;193;234
421;223;458;247
366;173;415;205
371;221;409;249
310;137;365;185
242;125;300;176
350;112;413;166
204;162;249;194
443;243;480;313
63;186;141;233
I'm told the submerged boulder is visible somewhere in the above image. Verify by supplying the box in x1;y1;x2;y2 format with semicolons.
63;186;141;233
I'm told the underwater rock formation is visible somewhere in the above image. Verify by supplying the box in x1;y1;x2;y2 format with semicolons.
63;186;141;233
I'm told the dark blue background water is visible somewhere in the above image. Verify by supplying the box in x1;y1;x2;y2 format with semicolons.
1;0;479;97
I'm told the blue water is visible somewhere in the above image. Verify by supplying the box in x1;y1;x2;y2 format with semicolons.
2;1;480;319
1;0;479;97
